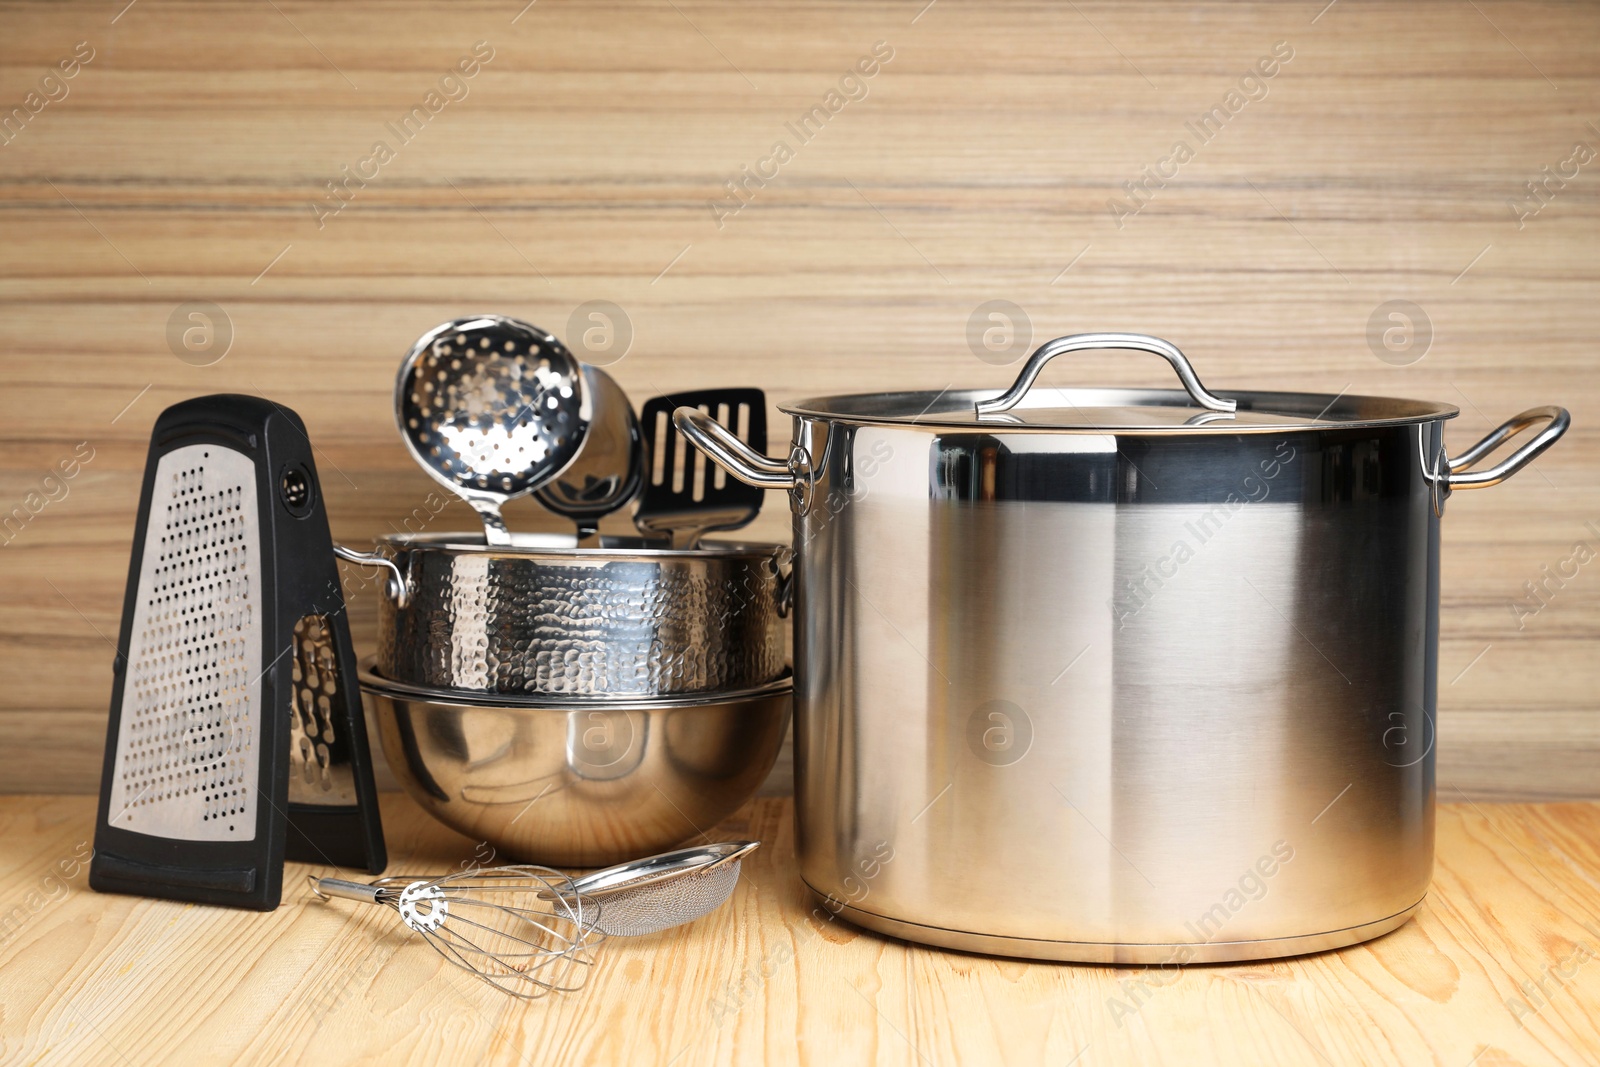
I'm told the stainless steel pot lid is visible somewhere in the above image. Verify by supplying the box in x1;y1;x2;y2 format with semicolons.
372;530;785;559
783;333;1459;432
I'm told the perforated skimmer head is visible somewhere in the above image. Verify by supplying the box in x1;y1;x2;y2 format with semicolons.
397;315;588;545
565;841;759;937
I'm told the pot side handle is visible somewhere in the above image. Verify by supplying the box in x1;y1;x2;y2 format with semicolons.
332;542;409;607
673;408;800;490
1446;406;1570;490
975;333;1237;416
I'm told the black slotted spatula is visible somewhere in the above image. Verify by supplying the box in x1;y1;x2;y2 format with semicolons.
635;389;766;548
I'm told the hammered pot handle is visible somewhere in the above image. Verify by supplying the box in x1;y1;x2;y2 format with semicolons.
332;543;409;608
975;332;1237;416
1446;405;1571;490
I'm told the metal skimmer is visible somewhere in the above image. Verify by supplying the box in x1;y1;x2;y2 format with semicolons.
397;315;588;545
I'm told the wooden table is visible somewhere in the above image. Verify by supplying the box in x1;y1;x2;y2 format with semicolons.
3;796;1600;1065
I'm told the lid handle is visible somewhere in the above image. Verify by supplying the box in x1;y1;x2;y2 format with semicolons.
974;333;1237;417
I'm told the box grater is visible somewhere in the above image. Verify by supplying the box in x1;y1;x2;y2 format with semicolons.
91;394;386;910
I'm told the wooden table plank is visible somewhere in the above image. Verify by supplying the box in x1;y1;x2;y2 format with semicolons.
2;795;1599;1065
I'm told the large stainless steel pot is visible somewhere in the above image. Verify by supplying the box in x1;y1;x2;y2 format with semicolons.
677;332;1570;963
335;532;790;698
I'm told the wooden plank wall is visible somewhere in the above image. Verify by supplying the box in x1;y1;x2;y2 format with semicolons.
0;0;1595;796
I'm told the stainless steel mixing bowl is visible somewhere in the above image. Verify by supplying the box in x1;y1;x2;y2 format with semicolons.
359;660;791;867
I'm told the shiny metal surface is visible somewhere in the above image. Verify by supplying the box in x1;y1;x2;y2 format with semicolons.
684;334;1568;961
534;365;644;544
561;840;759;936
310;863;602;999
396;315;588;545
364;532;790;697
671;407;794;490
636;390;769;547
1444;405;1570;489
816;894;1425;965
288;614;359;805
360;663;791;867
974;333;1236;417
107;444;262;842
786;388;1458;431
790;420;1445;959
333;542;408;607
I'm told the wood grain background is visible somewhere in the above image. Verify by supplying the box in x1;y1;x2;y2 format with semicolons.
0;0;1595;796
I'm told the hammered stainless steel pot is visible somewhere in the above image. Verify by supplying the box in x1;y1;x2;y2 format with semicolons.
335;532;790;697
677;332;1570;963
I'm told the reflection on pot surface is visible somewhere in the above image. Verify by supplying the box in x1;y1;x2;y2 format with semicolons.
677;331;1571;962
341;533;791;699
360;661;791;868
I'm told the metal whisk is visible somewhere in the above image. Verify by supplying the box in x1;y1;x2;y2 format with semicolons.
310;864;603;999
310;841;758;998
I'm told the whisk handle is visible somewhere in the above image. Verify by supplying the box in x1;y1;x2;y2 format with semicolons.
311;876;384;904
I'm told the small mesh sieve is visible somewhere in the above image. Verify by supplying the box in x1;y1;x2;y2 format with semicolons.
565;840;759;937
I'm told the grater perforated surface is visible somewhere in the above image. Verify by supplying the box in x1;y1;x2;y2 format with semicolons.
107;444;261;841
289;614;359;805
